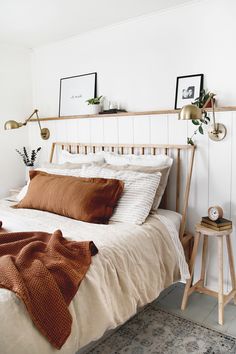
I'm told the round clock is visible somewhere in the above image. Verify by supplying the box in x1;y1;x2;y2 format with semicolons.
208;206;223;221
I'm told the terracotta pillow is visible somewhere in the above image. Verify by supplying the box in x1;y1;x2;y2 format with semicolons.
15;171;124;224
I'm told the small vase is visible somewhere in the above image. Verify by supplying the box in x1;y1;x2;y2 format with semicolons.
25;166;34;182
87;104;101;115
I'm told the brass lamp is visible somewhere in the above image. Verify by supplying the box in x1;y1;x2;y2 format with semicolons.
4;109;50;140
179;94;227;141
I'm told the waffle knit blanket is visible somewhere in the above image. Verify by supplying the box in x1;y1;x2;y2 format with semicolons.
0;229;98;349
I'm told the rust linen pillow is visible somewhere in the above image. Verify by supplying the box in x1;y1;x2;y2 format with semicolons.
15;170;124;224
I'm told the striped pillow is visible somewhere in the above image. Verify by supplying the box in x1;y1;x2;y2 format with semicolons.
80;165;161;224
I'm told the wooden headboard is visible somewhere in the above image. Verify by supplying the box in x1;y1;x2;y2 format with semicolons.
50;142;195;244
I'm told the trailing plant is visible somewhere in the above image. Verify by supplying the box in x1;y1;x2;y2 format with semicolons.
187;90;215;146
86;96;103;105
16;147;41;167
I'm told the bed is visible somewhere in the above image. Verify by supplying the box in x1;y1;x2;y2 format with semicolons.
0;142;195;354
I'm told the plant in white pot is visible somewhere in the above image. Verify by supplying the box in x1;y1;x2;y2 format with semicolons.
86;96;103;115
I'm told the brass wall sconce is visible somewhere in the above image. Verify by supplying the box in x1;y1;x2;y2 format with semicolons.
179;94;227;141
4;109;50;140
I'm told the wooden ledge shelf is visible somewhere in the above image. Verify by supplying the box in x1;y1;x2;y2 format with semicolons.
30;106;236;122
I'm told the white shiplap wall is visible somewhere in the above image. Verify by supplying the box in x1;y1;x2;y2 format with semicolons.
28;111;236;291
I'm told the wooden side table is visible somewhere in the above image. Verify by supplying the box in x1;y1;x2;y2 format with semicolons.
181;223;236;325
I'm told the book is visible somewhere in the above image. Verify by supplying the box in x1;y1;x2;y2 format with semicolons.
202;216;232;227
201;222;232;231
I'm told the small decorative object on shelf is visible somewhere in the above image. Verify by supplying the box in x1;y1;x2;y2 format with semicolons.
86;95;103;114
16;147;41;167
99;109;127;114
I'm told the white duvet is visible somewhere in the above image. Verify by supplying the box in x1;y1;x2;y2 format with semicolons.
0;200;188;354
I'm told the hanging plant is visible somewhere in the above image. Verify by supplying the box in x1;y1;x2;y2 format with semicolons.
187;90;215;145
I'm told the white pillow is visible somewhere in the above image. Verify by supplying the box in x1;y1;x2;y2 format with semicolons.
80;165;161;225
102;152;173;167
16;183;29;202
59;150;105;164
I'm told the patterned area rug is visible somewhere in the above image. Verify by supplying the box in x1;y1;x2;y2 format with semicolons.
86;302;236;354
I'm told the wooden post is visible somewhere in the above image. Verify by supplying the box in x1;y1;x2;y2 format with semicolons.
181;231;200;310
218;236;224;325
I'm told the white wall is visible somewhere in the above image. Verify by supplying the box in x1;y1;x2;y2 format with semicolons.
0;44;32;197
29;0;236;291
31;0;236;115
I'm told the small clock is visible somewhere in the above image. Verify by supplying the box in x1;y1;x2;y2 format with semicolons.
208;206;223;221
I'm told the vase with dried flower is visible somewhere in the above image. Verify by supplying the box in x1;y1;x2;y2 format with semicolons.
16;147;41;181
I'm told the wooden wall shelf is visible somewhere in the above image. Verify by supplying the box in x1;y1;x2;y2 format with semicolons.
30;106;236;123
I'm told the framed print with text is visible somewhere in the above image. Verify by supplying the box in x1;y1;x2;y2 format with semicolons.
59;72;97;116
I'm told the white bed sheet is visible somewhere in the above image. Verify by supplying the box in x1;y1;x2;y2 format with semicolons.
157;208;182;231
0;200;188;354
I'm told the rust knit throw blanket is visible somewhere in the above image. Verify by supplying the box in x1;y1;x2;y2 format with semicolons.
0;229;98;349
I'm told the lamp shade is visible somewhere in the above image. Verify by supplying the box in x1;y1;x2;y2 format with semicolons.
4;120;23;130
179;104;202;120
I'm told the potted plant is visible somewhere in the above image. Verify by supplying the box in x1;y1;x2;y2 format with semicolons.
16;147;41;181
187;90;215;145
86;96;103;115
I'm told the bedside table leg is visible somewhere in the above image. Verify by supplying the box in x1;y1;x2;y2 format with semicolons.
181;232;200;311
218;236;224;325
199;235;208;288
226;234;236;305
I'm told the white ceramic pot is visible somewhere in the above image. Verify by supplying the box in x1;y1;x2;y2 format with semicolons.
25;166;34;182
87;104;101;115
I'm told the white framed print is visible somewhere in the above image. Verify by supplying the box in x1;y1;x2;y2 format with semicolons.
59;72;97;116
174;74;203;109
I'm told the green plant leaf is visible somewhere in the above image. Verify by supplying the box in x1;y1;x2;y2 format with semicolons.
192;120;200;125
187;137;194;145
192;89;215;109
198;125;204;134
86;95;103;105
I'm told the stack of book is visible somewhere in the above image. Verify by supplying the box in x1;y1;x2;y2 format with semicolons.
201;217;232;231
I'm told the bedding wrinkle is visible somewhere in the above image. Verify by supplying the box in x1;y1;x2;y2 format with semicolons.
0;201;188;354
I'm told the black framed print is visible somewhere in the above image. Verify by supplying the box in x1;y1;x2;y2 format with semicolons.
174;74;203;109
59;72;97;116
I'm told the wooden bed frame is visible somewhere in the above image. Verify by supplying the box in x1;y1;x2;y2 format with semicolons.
50;142;196;262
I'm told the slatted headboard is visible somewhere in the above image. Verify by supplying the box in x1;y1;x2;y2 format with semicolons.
50;142;195;243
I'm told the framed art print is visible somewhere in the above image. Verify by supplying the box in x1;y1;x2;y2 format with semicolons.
174;74;203;109
59;72;97;116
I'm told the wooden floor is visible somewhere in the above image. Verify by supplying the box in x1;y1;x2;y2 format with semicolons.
156;282;236;338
